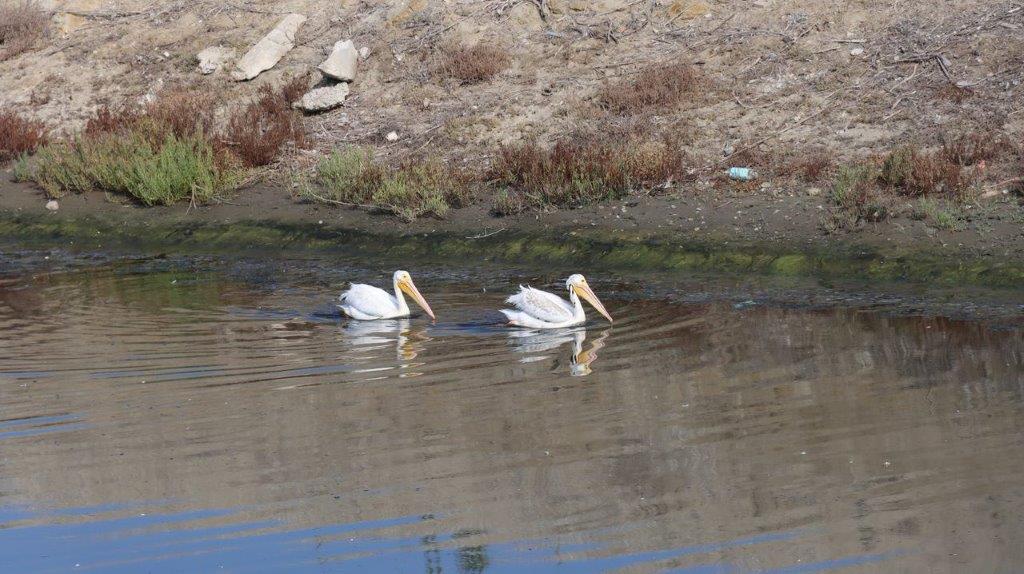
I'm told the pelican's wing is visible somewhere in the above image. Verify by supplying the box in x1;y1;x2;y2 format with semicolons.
338;284;398;319
505;286;575;323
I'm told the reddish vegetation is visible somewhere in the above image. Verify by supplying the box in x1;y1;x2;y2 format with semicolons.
876;142;987;198
597;63;701;114
224;77;308;167
84;105;141;136
146;91;217;138
82;79;307;168
784;148;834;182
940;132;1001;166
489;137;686;213
0;0;47;61
0;111;48;160
436;43;510;84
86;91;216;140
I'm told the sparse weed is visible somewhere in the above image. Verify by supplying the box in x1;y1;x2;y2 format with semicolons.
940;132;1001;167
880;145;969;197
488;137;685;213
303;147;469;221
13;152;31;181
597;63;701;114
0;0;47;61
915;198;964;231
436;43;510;85
225;78;307;167
782;147;833;182
491;189;527;216
0;110;48;161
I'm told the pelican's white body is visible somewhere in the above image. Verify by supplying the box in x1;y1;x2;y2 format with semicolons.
339;271;434;321
338;283;411;320
501;285;587;329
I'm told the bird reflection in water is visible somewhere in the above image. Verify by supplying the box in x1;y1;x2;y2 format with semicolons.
340;318;430;377
507;327;610;376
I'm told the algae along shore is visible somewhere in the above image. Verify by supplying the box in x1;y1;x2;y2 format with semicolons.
2;180;1024;292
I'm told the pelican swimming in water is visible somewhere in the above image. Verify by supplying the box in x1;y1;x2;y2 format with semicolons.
500;274;613;329
338;270;435;321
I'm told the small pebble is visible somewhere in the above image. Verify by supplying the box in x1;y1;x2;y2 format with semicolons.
385;131;399;142
45;200;59;211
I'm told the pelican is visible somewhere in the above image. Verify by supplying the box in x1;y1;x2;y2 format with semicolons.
338;270;435;321
500;274;613;329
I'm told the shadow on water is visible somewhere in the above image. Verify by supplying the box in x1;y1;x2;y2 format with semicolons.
1;254;1023;572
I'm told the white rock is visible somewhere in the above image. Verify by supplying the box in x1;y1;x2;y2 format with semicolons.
45;200;59;211
850;47;865;56
232;13;307;81
318;39;359;82
196;46;236;75
385;131;399;142
295;83;350;112
358;46;370;60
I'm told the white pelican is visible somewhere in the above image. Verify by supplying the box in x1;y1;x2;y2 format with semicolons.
500;274;613;329
338;270;435;321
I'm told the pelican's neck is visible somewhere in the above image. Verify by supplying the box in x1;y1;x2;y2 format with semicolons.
393;277;409;314
568;286;586;321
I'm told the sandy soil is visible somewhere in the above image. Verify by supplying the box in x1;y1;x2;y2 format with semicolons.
3;1;1023;165
2;0;1023;260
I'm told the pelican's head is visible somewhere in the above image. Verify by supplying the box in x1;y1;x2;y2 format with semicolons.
566;274;613;323
393;270;435;320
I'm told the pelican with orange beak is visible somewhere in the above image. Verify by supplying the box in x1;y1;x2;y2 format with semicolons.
500;274;613;329
338;270;435;321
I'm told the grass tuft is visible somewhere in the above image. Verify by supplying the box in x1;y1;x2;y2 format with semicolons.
0;0;47;61
597;63;701;114
880;145;969;197
436;43;510;85
302;147;470;221
488;137;685;214
0;110;48;161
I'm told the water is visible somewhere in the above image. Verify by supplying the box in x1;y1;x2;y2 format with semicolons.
1;251;1023;573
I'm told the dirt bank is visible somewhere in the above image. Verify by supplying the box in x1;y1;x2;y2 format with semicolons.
4;174;1024;291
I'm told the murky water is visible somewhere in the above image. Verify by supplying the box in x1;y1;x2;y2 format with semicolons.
1;251;1023;573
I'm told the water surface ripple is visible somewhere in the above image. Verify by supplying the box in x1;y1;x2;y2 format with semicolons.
1;256;1022;573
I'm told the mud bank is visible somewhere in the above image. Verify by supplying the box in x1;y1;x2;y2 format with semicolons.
2;184;1023;293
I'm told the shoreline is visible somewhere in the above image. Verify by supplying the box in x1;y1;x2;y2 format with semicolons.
2;180;1023;292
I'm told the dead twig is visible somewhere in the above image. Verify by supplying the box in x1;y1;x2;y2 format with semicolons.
302;191;376;210
466;227;506;239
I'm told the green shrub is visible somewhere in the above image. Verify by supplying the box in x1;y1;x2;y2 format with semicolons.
303;147;470;221
29;132;237;205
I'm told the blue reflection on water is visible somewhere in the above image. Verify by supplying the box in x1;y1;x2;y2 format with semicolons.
0;503;901;574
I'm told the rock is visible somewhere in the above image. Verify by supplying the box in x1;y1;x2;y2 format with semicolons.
45;200;59;211
806;187;822;197
850;47;865;56
232;13;307;81
318;40;358;82
385;131;399;142
196;46;235;75
359;46;371;60
295;83;350;112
